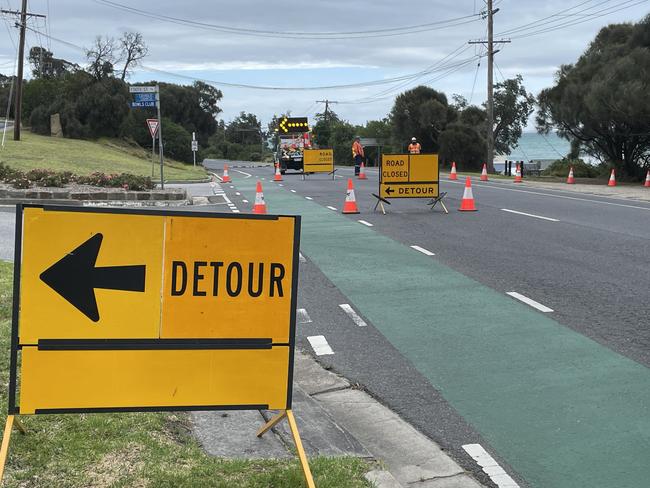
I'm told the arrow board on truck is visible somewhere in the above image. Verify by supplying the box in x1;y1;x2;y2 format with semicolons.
9;205;301;415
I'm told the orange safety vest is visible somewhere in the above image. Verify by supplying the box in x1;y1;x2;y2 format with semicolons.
408;143;421;154
352;141;364;157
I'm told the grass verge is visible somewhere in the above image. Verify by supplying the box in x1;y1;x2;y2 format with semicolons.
0;133;206;182
0;261;371;487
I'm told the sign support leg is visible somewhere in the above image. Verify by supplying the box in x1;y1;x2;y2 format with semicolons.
0;414;26;481
257;410;316;488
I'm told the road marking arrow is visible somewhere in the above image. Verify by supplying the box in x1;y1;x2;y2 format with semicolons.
39;233;147;322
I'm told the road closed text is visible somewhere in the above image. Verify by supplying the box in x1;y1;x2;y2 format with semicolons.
170;261;286;298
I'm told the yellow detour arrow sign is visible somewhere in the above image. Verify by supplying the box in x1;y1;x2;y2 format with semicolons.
12;205;300;414
303;149;334;173
279;116;309;134
379;153;439;199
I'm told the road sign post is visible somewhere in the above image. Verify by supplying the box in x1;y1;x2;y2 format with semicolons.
1;205;315;487
374;154;444;214
131;86;164;189
191;132;198;167
146;119;159;178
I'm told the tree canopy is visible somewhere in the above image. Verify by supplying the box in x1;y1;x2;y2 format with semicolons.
537;16;650;179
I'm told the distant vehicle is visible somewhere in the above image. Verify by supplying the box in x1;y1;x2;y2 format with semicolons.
275;117;312;174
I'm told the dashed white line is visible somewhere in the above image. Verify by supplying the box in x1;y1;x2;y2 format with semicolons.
501;208;559;222
506;292;554;313
297;308;312;324
235;192;241;196
299;252;307;263
410;245;435;256
233;169;252;178
358;220;373;227
242;199;249;203
290;189;297;193
463;444;520;488
305;196;313;200
307;335;334;356
278;184;284;186
326;206;337;211
231;209;240;213
339;304;368;327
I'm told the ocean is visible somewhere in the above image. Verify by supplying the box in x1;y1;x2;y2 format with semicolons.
498;132;571;162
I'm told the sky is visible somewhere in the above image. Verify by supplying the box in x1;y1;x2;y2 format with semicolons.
0;0;648;129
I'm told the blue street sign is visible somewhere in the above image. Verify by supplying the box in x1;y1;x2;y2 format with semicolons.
130;101;157;108
134;93;156;103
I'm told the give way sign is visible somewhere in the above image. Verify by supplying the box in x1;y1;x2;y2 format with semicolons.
146;119;159;138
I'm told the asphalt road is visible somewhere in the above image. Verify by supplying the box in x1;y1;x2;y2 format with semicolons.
203;159;650;488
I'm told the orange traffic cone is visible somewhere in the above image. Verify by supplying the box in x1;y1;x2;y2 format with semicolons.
567;167;575;184
222;164;232;183
459;177;477;212
450;162;458;180
644;170;650;188
358;162;367;180
608;169;616;187
514;163;522;183
480;163;489;181
253;181;267;214
342;179;360;214
273;163;283;182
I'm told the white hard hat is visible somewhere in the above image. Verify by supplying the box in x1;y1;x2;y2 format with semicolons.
411;137;417;141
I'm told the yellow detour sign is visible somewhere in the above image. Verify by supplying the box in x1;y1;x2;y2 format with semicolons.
303;149;334;173
10;205;300;415
380;153;439;199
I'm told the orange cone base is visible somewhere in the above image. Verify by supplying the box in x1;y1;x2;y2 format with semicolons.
459;203;477;211
358;173;367;180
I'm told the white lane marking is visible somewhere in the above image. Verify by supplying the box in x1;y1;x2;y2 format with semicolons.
231;209;240;213
339;304;368;327
501;208;559;222
463;444;520;488
326;206;337;211
506;292;554;313
235;192;241;196
242;199;249;203
299;252;307;263
307;335;334;356
209;172;223;182
444;179;650;211
297;308;312;324
410;245;435;256
290;189;297;193
358;220;373;227
278;183;284;186
305;196;313;200
233;169;252;178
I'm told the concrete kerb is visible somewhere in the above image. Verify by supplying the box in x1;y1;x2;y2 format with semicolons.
191;350;484;488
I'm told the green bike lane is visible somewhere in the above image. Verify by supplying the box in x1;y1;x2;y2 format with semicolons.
235;177;650;488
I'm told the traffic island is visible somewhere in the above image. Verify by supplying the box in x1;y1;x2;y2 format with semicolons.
0;185;187;205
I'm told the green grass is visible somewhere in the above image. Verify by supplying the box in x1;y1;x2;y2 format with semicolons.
0;132;206;182
0;261;372;487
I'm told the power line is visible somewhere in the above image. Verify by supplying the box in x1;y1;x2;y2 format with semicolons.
94;0;483;40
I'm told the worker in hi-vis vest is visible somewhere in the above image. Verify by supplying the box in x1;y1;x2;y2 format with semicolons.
408;137;421;154
352;137;365;175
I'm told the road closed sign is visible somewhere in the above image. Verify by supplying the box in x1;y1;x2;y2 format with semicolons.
380;154;439;199
10;205;300;415
303;149;334;173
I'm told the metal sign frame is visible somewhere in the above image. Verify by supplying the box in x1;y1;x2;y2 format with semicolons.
7;204;301;416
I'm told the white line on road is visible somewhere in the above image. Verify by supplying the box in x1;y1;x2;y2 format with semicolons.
278;184;284;186
290;189;297;193
297;308;312;324
410;245;435;256
326;206;337;211
506;292;554;313
339;304;368;327
358;220;373;227
233;169;252;178
501;208;559;222
307;335;334;356
463;444;520;488
299;252;307;263
242;199;249;203
231;209;240;213
305;196;313;200
235;192;241;196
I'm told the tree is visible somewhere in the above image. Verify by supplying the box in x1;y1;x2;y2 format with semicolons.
119;32;148;81
311;110;341;148
537;17;650;179
28;47;78;79
226;112;263;145
493;75;535;156
85;36;117;80
390;86;452;152
439;123;486;170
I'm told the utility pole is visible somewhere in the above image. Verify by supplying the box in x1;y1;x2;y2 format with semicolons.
1;3;46;141
469;1;509;173
316;100;338;123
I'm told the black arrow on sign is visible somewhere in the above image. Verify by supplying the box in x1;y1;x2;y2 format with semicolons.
385;187;395;195
39;233;146;323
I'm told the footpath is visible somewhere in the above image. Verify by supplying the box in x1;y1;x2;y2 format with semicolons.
192;350;484;488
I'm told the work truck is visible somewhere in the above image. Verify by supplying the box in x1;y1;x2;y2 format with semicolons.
275;116;311;173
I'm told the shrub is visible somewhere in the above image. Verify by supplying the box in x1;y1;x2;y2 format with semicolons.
0;162;17;179
0;166;153;190
542;158;599;178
